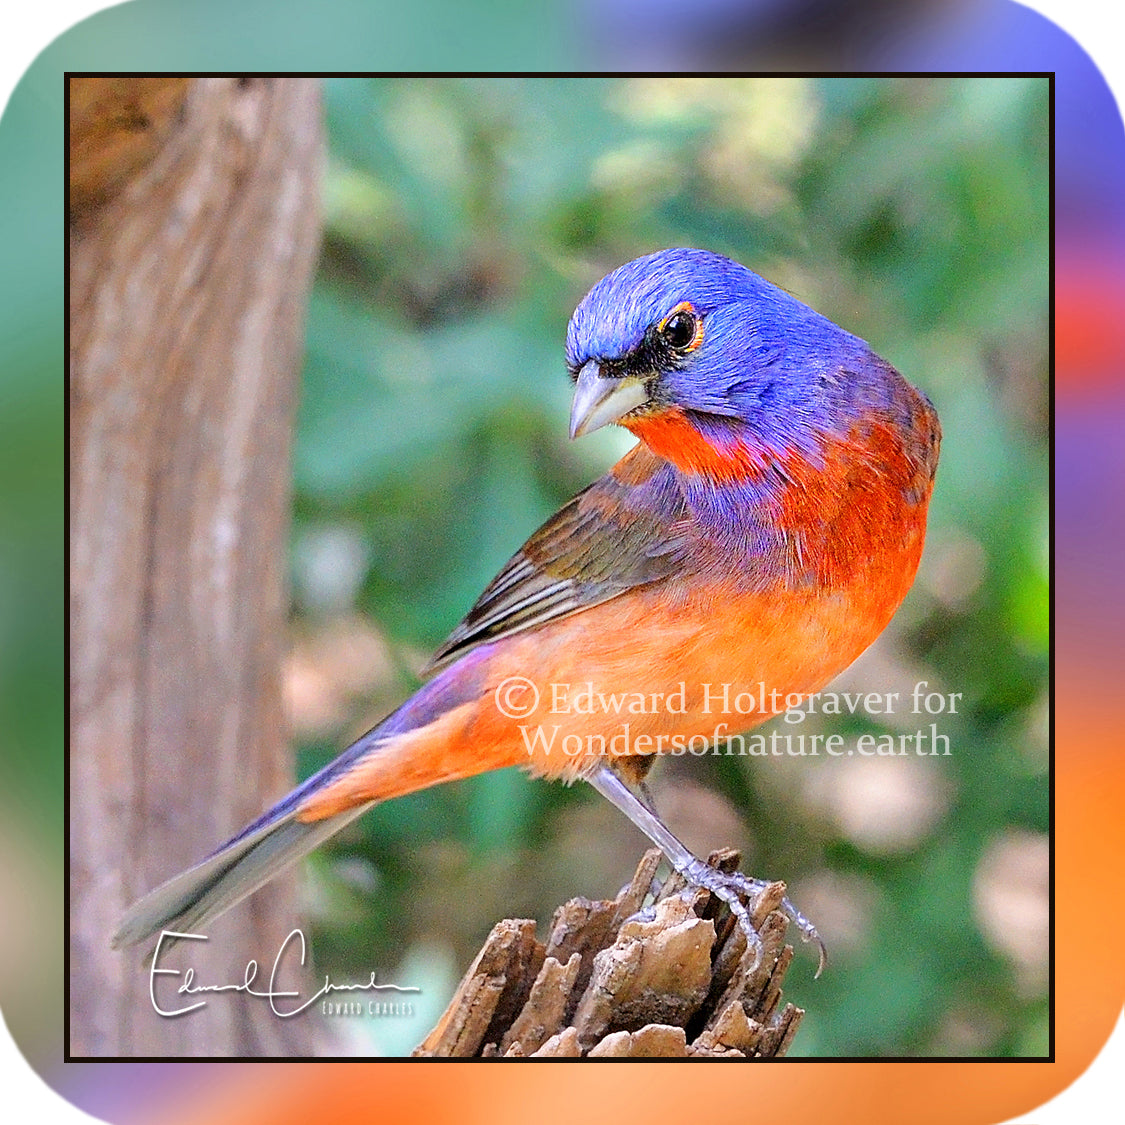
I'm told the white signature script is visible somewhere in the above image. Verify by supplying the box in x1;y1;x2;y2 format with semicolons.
149;928;420;1018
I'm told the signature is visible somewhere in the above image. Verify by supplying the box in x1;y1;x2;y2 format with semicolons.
149;928;420;1018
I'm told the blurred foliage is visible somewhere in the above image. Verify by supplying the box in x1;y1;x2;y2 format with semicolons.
290;77;1048;1057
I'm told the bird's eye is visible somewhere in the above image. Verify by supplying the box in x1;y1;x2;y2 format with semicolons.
660;305;700;352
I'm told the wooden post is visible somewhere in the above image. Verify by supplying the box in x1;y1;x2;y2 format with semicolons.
416;849;807;1058
69;77;323;1056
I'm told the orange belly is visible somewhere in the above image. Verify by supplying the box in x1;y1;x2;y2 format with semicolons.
296;524;924;820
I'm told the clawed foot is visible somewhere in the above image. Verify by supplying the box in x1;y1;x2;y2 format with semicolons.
585;767;827;976
676;856;828;978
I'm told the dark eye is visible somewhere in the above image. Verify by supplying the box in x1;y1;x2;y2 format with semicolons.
662;309;698;351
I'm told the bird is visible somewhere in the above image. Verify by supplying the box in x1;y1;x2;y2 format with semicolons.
113;247;940;972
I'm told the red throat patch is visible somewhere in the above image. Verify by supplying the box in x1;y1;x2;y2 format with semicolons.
623;407;769;484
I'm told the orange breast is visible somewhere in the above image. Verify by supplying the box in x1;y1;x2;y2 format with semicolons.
296;520;926;822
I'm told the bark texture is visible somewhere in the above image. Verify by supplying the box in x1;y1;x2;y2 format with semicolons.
69;76;323;1056
416;849;806;1058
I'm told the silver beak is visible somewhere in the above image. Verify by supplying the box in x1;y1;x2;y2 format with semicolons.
569;360;649;439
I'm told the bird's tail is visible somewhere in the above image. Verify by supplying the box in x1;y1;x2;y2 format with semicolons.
110;799;373;950
113;649;497;950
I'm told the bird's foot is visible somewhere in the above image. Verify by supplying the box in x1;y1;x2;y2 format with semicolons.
584;767;827;976
675;855;828;977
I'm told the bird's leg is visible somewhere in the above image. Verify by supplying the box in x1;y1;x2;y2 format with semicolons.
586;763;827;975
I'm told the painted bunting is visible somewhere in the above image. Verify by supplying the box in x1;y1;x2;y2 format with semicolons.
114;248;940;970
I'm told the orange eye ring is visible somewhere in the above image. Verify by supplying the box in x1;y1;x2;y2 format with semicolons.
658;301;704;353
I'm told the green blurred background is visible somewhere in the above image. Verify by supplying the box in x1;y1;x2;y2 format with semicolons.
283;76;1048;1057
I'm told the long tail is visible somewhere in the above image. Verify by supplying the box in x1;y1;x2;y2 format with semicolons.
110;799;374;950
113;650;496;950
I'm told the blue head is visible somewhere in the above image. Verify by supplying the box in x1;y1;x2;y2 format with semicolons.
565;248;896;458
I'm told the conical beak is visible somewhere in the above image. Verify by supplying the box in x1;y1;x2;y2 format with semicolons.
569;361;649;439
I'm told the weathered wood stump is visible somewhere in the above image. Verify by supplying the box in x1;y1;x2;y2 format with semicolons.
415;848;805;1058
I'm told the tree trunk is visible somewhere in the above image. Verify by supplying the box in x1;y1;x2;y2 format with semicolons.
69;76;323;1056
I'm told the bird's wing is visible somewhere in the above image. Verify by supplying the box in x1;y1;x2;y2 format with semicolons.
424;444;690;673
